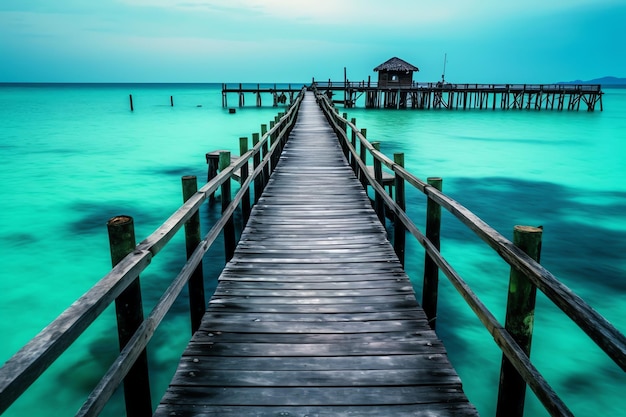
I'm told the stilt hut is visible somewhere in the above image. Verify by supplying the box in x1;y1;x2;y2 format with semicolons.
374;57;419;88
373;57;420;108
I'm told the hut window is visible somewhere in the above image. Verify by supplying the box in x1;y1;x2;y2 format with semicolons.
391;75;399;82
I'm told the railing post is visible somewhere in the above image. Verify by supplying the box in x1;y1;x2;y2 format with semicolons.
261;124;269;190
205;151;222;206
239;137;251;225
107;216;152;417
219;151;236;262
496;225;543;417
359;128;367;189
372;142;385;223
350;118;357;173
252;133;262;203
393;153;406;266
423;177;442;330
340;112;349;158
269;120;277;175
181;176;206;334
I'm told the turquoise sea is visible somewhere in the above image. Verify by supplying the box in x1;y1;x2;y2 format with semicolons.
0;83;624;416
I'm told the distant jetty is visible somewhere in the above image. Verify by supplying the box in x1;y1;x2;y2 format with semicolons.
222;57;604;111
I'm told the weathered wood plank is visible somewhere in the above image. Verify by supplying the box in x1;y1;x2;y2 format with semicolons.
173;354;451;370
154;403;479;417
158;386;469;406
169;368;461;387
191;331;436;345
209;295;417;305
204;302;421;314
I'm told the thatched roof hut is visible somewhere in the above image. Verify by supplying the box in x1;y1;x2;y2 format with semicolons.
373;57;419;88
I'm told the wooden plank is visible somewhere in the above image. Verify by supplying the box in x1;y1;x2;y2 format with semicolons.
168;368;461;387
190;331;436;345
155;403;479;417
155;91;477;416
158;386;468;406
173;353;452;370
203;302;421;314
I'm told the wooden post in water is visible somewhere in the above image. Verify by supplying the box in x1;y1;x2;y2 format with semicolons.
393;153;406;266
129;94;134;111
239;137;251;225
359;128;367;189
219;151;236;262
252;133;262;203
181;176;205;334
170;95;174;107
107;215;151;417
496;225;543;417
372;142;385;223
423;177;442;330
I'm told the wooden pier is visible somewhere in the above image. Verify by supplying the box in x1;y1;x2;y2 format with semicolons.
222;81;603;111
1;88;624;417
155;93;477;416
315;80;604;111
222;83;303;107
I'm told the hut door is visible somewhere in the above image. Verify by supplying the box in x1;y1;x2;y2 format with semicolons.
380;73;388;87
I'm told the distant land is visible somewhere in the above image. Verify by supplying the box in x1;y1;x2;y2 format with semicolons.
558;76;626;87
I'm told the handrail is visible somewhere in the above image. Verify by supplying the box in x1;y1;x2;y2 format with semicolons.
316;90;625;417
0;88;306;416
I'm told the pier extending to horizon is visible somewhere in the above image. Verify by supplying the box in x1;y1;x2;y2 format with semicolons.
0;88;623;417
222;80;603;111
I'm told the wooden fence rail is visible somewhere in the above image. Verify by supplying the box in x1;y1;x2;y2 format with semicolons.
316;89;626;417
0;89;305;416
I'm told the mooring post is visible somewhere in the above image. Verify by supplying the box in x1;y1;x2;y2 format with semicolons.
107;215;152;417
219;151;236;262
372;142;385;223
181;176;206;334
393;153;406;265
170;95;174;107
239;137;251;225
359;129;368;189
423;177;443;330
129;94;134;112
252;133;262;203
496;225;543;417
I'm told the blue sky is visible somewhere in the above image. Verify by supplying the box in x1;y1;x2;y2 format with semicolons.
1;0;624;83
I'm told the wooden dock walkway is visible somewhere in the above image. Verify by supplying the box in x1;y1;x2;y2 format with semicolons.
222;81;603;111
155;93;478;416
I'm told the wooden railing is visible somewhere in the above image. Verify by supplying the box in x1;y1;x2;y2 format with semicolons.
0;89;306;417
316;90;625;417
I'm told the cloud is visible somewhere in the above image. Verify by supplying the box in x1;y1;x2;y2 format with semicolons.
113;0;623;27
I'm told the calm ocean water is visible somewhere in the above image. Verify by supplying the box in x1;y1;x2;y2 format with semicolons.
0;83;624;416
